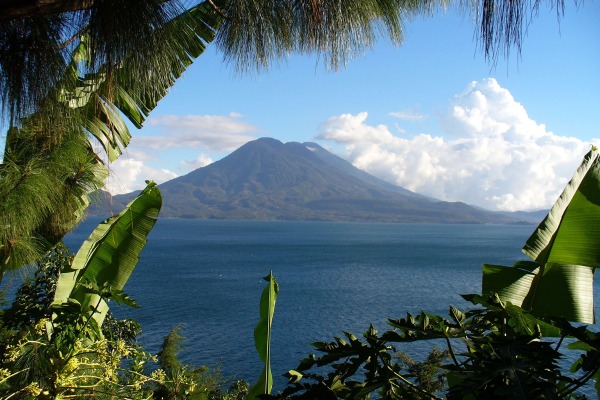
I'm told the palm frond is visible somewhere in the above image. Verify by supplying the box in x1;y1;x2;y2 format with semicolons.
0;2;220;278
0;16;71;124
0;125;108;278
472;0;566;62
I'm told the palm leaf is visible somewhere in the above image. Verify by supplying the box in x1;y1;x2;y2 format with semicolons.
525;263;595;323
52;181;162;330
82;94;132;162
92;3;220;157
61;3;220;162
523;148;600;265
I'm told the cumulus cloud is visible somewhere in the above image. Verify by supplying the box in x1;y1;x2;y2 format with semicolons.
106;158;178;195
318;78;598;211
143;113;258;152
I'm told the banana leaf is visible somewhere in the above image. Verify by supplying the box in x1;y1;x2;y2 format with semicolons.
483;148;600;323
482;261;539;308
248;271;279;400
52;181;161;331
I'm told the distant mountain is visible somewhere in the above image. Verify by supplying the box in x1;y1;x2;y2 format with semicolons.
497;209;548;224
96;138;537;224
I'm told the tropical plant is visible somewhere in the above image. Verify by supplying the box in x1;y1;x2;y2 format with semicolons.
0;1;588;398
0;250;153;399
0;177;257;399
0;182;162;398
1;244;71;331
395;347;449;397
0;1;573;114
155;325;197;399
268;295;599;399
154;325;251;400
0;0;581;286
51;181;161;336
482;147;600;324
248;271;279;400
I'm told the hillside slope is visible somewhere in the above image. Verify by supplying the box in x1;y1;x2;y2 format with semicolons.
101;138;532;224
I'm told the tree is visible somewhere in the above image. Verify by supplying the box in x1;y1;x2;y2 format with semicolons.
0;217;160;399
0;1;220;278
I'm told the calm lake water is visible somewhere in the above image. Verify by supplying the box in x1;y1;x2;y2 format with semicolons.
9;218;598;392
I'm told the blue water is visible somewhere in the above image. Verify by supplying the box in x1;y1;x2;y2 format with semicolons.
56;218;554;389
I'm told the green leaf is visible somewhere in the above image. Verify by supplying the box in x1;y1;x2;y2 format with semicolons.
527;263;595;324
567;341;594;351
486;149;600;323
523;148;600;267
449;306;466;325
247;271;279;400
57;3;221;164
0;3;220;280
52;181;161;331
295;354;318;371
482;261;539;308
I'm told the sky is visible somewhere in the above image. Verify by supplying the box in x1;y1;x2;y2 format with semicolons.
104;2;599;212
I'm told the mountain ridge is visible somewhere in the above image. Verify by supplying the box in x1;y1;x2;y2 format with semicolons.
95;138;541;224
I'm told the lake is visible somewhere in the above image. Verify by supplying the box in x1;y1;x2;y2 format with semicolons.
30;217;595;394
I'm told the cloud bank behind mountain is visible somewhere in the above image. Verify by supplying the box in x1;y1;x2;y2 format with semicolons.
318;78;598;211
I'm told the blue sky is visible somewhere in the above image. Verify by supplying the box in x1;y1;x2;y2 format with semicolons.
104;2;599;212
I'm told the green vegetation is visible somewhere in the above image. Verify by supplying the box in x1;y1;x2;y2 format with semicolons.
3;150;599;398
1;1;593;399
263;148;600;399
0;2;220;278
0;243;249;399
268;294;600;399
247;272;279;400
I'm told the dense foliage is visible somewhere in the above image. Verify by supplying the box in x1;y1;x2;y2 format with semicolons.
268;295;600;399
0;246;249;400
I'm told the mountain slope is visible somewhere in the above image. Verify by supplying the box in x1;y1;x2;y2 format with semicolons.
104;138;530;223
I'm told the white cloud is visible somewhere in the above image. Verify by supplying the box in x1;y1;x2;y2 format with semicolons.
106;157;178;195
393;124;407;134
318;78;599;211
143;113;258;152
390;108;427;121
